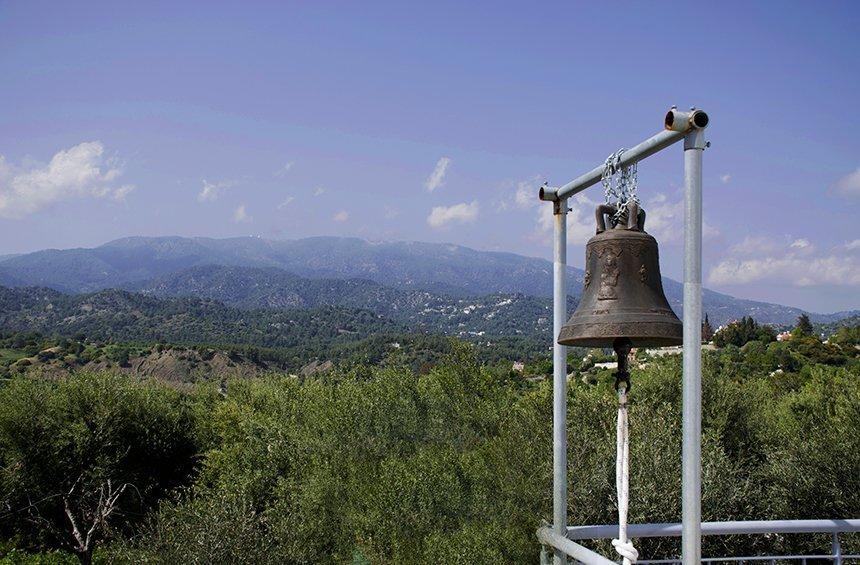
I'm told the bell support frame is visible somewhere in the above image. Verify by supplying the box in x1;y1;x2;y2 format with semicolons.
539;106;708;565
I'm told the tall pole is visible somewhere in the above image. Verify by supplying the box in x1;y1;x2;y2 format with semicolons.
552;199;568;565
682;125;706;563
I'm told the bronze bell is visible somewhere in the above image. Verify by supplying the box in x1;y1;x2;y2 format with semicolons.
558;202;682;350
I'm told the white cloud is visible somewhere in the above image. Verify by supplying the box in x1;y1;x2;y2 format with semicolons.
0;141;133;219
709;237;860;287
507;182;719;248
720;174;732;184
111;185;136;201
728;235;779;257
424;157;451;192
232;204;251;223
534;192;597;245
499;176;574;240
277;196;295;210
710;256;860;287
846;239;860;252
198;179;231;202
274;161;294;178
496;175;543;212
313;187;326;197
333;210;349;222
384;206;399;219
789;238;814;253
643;193;720;243
514;178;540;209
833;167;860;197
427;200;478;228
525;190;718;248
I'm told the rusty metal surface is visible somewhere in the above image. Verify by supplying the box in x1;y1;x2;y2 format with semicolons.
557;206;682;348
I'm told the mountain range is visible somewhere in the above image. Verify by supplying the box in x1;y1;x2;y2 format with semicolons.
0;236;856;329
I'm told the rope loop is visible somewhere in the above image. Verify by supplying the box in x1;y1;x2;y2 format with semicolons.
612;538;639;563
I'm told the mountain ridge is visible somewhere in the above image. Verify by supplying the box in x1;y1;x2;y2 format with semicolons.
0;235;855;325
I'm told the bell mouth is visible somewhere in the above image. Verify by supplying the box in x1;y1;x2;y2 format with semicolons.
557;319;683;349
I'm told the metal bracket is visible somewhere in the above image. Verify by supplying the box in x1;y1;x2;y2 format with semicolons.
684;128;707;151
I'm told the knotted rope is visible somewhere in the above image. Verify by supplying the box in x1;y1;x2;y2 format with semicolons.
612;383;638;564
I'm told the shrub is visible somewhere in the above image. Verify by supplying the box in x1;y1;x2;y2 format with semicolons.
0;374;197;564
106;490;276;564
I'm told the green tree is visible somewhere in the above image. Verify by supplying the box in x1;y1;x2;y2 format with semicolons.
702;313;714;343
713;317;775;348
0;374;197;564
830;325;860;349
793;313;814;337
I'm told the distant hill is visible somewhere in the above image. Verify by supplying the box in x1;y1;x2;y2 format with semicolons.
0;285;557;368
0;286;400;354
133;265;856;330
1;282;857;374
132;265;559;336
6;344;275;383
0;236;577;296
0;235;856;326
0;266;25;288
0;279;559;345
133;265;435;312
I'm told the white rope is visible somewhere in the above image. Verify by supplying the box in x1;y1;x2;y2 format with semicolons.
612;385;638;564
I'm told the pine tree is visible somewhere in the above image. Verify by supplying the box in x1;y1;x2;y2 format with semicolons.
794;313;814;337
701;313;714;343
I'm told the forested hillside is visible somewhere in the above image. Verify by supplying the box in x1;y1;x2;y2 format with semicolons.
2;236;852;326
0;287;398;358
0;286;555;372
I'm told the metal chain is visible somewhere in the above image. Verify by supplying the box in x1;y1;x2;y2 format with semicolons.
601;149;639;224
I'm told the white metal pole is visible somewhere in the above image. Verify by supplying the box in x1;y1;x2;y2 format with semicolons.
682;126;706;564
553;199;568;565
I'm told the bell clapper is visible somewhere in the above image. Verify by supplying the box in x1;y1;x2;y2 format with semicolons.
613;337;633;392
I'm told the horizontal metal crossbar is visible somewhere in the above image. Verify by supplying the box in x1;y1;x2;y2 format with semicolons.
539;130;685;202
567;519;860;540
539;520;860;564
537;527;616;565
641;556;860;564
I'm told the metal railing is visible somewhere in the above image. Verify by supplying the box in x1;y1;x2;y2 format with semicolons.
539;519;860;564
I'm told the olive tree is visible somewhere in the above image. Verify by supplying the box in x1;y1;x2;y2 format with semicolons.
0;373;197;564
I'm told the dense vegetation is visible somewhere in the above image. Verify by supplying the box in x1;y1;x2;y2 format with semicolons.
0;281;563;347
0;286;554;372
0;331;550;382
0;287;400;361
712;316;777;347
1;318;858;564
0;287;403;345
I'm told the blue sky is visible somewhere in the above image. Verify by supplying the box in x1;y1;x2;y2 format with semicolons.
1;1;858;312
